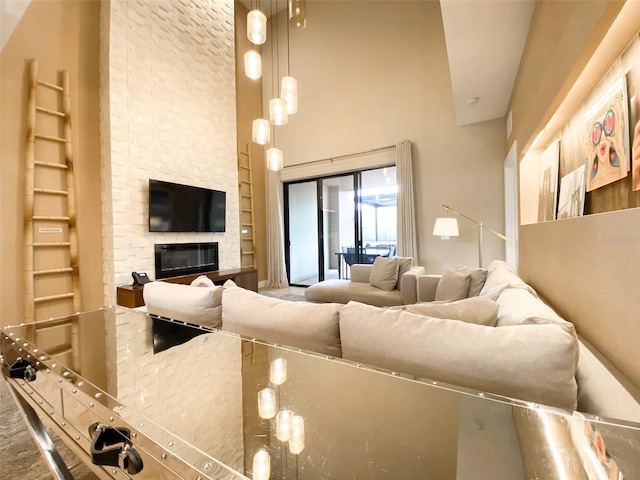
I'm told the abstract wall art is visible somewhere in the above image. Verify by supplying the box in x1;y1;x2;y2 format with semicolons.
557;165;586;219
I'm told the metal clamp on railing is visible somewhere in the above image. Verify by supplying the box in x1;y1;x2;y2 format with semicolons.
88;423;144;475
9;359;38;382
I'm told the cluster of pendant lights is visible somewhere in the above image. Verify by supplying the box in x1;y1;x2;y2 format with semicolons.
245;1;307;171
253;357;306;480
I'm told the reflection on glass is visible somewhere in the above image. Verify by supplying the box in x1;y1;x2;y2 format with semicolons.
276;409;294;441
252;449;270;480
257;388;276;419
289;415;305;454
270;358;287;385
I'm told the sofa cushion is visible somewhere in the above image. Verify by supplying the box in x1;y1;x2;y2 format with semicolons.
400;296;499;327
143;281;223;328
369;256;399;291
395;257;414;281
452;265;487;297
480;261;528;295
222;286;342;357
305;279;404;307
339;301;578;410
434;270;471;301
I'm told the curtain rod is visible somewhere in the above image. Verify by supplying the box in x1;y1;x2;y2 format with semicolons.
283;144;396;169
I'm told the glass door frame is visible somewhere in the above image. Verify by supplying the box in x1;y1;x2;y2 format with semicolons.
284;166;394;287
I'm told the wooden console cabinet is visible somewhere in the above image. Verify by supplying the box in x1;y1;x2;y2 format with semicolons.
116;267;258;308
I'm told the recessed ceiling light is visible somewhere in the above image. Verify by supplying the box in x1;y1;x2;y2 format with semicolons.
466;97;480;105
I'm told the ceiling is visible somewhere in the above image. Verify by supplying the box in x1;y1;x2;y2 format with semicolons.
3;0;535;127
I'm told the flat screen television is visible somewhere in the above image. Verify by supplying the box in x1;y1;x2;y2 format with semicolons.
148;179;226;232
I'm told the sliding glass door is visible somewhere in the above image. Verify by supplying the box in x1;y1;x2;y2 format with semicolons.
285;167;396;286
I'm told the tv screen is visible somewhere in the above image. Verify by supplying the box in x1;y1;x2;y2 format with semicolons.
149;179;226;232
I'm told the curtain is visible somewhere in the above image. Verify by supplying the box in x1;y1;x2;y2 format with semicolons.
396;140;417;259
266;169;289;288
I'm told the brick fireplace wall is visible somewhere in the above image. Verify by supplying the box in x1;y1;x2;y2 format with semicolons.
99;0;239;304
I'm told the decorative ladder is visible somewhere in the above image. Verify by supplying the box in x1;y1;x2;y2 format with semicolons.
238;144;257;269
24;59;81;324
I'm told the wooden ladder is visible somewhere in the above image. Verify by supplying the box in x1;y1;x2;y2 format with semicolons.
24;59;81;323
238;144;257;269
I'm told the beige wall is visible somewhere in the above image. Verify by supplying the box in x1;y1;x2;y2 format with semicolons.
510;1;640;389
0;1;103;327
262;1;507;272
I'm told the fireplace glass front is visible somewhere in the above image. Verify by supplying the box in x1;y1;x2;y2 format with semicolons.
154;242;219;279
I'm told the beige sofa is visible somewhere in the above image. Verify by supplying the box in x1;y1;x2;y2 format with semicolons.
141;262;640;423
303;258;426;307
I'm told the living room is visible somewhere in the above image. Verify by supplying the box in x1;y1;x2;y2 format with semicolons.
2;0;639;396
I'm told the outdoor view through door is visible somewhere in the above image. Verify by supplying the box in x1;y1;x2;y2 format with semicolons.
285;167;397;286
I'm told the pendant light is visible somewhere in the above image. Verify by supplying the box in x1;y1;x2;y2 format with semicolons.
244;50;262;80
289;0;307;29
268;1;288;126
269;98;288;125
247;9;267;45
266;146;283;171
280;15;298;115
252;118;270;145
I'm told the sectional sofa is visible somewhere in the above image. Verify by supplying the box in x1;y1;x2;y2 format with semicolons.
142;260;640;424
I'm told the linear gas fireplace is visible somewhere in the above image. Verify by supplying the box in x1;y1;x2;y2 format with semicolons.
154;242;219;280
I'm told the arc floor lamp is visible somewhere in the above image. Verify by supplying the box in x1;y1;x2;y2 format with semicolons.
433;204;511;268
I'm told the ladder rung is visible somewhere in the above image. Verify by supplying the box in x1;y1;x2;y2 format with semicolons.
35;134;66;143
36;106;65;117
33;216;70;221
240;180;251;185
34;242;71;248
240;194;253;199
34;267;73;276
240;165;250;170
241;209;252;213
242;251;255;256
241;223;253;227
37;80;64;92
242;237;255;241
34;188;68;196
34;293;74;304
35;161;68;170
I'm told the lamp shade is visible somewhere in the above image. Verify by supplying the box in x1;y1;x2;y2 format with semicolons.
289;0;307;28
244;51;262;79
266;147;283;171
281;77;298;114
433;218;459;239
247;10;267;45
252;450;270;480
252;118;270;145
257;388;276;419
269;98;288;125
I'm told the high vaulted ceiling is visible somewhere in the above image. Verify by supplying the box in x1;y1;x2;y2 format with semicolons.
3;0;536;127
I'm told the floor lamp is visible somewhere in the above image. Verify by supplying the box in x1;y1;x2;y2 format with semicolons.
432;204;511;268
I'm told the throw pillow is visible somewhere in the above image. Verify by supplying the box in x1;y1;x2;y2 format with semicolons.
395;256;414;280
221;286;342;357
434;270;471;301
369;256;399;291
143;281;223;327
452;265;487;297
404;296;499;326
339;301;578;410
190;275;215;287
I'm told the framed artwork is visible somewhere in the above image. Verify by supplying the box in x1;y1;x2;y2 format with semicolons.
585;77;629;192
631;93;640;191
538;139;559;222
557;165;586;219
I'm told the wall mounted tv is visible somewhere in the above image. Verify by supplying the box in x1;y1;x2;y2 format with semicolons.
148;179;226;233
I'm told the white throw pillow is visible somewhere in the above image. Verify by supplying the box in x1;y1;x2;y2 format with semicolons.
190;275;215;287
434;270;471;301
402;296;499;327
143;281;223;327
339;301;578;410
395;256;414;280
369;256;399;291
221;286;342;357
452;265;487;297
